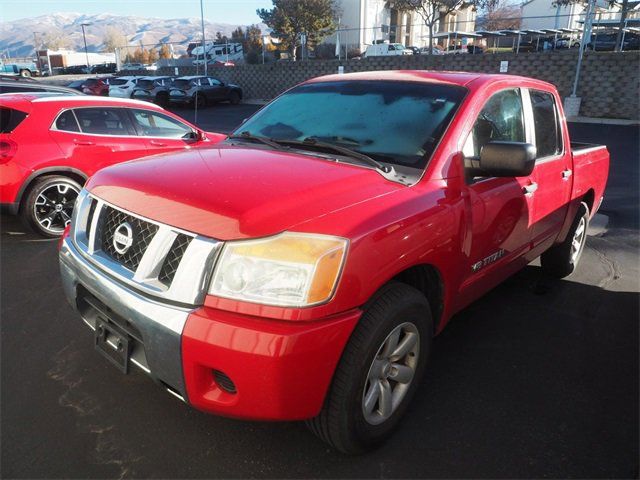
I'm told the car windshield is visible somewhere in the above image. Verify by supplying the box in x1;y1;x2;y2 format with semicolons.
173;79;194;89
234;80;466;169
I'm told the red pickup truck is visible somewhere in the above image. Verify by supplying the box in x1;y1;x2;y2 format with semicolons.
58;71;609;453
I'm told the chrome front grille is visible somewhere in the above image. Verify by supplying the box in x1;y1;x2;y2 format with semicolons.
71;189;222;306
100;207;159;272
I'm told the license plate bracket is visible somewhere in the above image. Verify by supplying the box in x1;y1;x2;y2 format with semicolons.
94;319;131;374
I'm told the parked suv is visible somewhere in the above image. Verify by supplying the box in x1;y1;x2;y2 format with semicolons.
108;76;139;98
0;95;225;236
588;32;640;51
169;76;242;107
131;76;175;106
81;77;112;96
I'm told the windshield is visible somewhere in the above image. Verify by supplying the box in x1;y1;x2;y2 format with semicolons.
235;80;466;169
173;79;194;89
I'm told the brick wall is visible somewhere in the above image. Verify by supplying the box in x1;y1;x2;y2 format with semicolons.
154;50;640;120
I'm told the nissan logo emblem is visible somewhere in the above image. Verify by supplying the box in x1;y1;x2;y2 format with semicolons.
113;222;133;254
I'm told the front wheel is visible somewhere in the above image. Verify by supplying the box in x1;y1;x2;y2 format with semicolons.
19;69;31;77
229;91;241;105
306;283;432;454
20;175;81;237
541;202;589;278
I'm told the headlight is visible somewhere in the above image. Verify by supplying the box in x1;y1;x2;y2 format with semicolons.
209;232;348;307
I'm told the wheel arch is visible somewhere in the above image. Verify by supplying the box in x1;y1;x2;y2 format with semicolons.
366;263;446;335
17;167;88;212
582;188;595;216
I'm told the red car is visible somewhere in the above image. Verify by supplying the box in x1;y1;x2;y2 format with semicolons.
81;77;111;96
0;94;225;236
59;72;609;453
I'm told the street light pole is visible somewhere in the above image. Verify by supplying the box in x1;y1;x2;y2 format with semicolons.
80;23;91;70
33;32;42;74
200;0;207;76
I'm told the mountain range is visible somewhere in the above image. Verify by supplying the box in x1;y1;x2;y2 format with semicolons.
0;13;264;58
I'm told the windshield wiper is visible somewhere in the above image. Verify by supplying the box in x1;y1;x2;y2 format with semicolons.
272;137;392;173
228;131;284;149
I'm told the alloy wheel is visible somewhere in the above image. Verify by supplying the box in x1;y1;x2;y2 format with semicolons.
33;183;80;234
362;322;420;425
571;216;587;263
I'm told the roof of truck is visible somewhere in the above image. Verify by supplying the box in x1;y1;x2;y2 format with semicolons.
307;70;556;90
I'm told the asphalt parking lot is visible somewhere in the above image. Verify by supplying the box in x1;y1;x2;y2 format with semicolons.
1;106;638;478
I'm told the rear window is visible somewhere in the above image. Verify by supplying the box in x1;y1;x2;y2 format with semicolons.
173;79;194;89
55;110;80;132
110;78;129;86
0;107;28;133
137;80;155;89
530;89;562;158
74;108;132;135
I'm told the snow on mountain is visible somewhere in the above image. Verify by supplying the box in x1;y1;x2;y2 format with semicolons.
0;12;263;57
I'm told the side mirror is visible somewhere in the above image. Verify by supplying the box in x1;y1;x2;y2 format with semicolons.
479;141;536;177
183;130;204;141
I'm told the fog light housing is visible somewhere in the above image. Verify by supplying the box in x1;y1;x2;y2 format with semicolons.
213;370;237;394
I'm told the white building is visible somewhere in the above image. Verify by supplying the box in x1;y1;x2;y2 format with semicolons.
330;0;477;54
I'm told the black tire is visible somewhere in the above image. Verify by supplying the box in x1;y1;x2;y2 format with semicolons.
306;283;433;454
156;93;169;107
193;92;207;108
229;91;241;105
20;175;82;238
541;202;589;278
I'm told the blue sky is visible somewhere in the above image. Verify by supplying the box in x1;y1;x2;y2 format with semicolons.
1;0;273;24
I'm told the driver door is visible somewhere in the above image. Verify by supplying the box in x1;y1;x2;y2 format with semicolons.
458;88;536;300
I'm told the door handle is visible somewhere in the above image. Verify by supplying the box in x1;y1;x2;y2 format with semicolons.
149;140;167;147
523;182;538;195
73;139;94;146
562;169;573;179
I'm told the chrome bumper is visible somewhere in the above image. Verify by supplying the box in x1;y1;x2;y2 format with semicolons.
59;237;192;400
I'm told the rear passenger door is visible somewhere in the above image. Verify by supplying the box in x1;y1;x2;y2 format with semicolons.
525;88;572;251
49;107;149;175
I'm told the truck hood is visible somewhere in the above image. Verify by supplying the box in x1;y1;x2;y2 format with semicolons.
86;145;403;240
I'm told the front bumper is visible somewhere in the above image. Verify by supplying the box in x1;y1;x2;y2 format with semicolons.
59;236;360;420
59;236;190;398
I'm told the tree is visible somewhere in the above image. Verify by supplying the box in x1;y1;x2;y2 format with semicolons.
257;0;337;61
391;0;489;54
215;31;229;44
148;48;159;64
102;27;128;52
158;44;172;59
476;1;521;31
231;27;245;44
43;29;70;50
